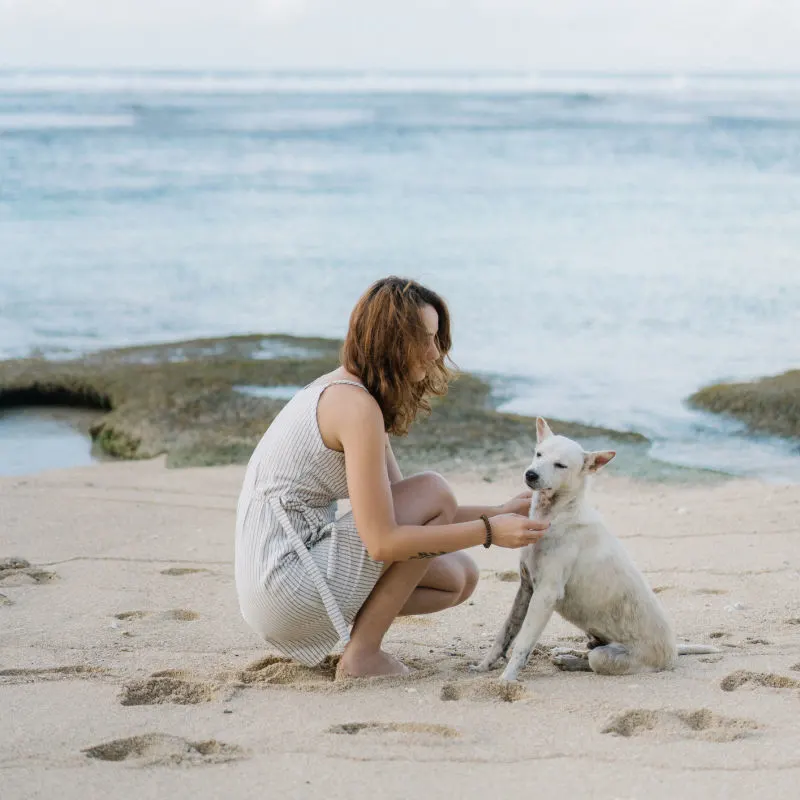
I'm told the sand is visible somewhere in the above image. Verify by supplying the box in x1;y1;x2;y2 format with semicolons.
1;458;799;799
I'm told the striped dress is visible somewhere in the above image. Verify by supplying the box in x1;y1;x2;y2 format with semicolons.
234;379;384;666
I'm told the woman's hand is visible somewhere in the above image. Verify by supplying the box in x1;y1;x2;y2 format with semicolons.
498;489;533;517
488;513;547;549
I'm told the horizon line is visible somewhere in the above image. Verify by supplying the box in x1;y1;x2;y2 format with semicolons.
2;66;800;77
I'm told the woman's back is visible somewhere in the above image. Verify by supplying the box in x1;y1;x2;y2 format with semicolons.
237;380;361;511
234;378;383;667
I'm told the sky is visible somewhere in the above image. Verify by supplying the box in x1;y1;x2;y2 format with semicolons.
0;0;799;71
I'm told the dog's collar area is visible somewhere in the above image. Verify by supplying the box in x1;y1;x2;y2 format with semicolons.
532;488;584;524
532;490;557;521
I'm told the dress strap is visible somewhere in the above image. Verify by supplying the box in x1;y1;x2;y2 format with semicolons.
319;379;370;393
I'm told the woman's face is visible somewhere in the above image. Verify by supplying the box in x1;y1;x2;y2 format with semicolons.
410;303;441;383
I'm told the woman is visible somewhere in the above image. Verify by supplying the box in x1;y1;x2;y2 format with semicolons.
235;276;548;678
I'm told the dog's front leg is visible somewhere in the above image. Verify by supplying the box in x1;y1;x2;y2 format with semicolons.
500;581;561;682
474;563;533;672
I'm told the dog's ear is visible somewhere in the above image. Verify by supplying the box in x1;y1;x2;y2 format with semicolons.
536;417;554;442
583;450;616;472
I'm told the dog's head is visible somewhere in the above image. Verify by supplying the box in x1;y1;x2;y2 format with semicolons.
524;418;615;498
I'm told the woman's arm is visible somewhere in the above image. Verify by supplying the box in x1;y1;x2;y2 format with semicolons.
454;491;533;523
319;385;543;562
385;435;403;484
340;390;483;560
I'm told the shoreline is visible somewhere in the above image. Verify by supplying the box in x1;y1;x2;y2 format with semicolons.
0;392;729;486
0;335;796;484
0;334;649;475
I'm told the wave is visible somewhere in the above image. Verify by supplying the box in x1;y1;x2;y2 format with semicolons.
2;106;794;138
708;114;800;129
4;70;800;97
213;108;376;132
0;71;613;97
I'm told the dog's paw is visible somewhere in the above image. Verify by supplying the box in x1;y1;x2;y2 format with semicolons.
469;659;500;673
551;653;591;672
550;647;589;659
470;652;506;673
500;665;522;682
550;646;586;657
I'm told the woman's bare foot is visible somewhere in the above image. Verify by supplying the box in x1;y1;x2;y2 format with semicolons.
336;646;410;679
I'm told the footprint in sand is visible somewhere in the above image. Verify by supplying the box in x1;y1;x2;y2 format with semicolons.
327;722;459;739
233;654;438;691
121;656;351;706
720;670;800;691
120;670;219;706
0;593;12;606
0;665;106;684
162;609;200;621
494;570;519;582
235;655;339;690
440;678;529;703
694;588;729;596
113;609;199;623
0;557;57;586
602;708;759;742
83;734;245;766
709;631;729;639
114;610;152;621
160;567;211;576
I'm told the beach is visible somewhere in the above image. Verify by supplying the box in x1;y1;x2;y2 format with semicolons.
2;64;799;800
2;457;799;799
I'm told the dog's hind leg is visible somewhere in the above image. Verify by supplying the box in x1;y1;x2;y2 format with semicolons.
474;565;533;672
586;643;647;676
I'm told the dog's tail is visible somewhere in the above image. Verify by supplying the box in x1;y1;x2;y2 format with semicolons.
677;644;721;655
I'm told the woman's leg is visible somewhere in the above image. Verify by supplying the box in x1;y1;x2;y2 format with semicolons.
397;551;479;616
337;472;478;678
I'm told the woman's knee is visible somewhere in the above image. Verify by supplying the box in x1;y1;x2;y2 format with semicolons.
432;552;478;606
392;471;457;527
416;470;457;524
456;553;479;603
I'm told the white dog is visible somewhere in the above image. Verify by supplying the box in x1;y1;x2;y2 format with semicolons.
476;418;717;682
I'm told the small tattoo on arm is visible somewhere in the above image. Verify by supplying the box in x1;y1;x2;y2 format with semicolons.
410;551;447;560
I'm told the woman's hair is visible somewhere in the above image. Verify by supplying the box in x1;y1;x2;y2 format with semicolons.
341;276;453;436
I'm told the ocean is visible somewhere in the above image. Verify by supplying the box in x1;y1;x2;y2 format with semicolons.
1;71;799;480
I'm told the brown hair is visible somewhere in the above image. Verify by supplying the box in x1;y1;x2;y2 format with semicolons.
342;276;453;435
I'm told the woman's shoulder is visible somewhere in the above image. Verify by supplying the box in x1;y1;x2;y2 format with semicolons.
316;371;384;439
309;369;373;400
319;377;378;413
307;367;358;387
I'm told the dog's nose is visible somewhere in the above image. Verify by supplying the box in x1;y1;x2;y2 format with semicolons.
524;469;539;485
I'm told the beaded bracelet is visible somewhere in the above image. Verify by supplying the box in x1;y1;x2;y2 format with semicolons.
479;514;492;549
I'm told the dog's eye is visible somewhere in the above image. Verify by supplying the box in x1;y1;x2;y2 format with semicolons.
535;452;542;458
554;462;568;469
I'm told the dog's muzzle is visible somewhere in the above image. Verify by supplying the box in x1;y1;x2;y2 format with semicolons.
524;469;540;489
